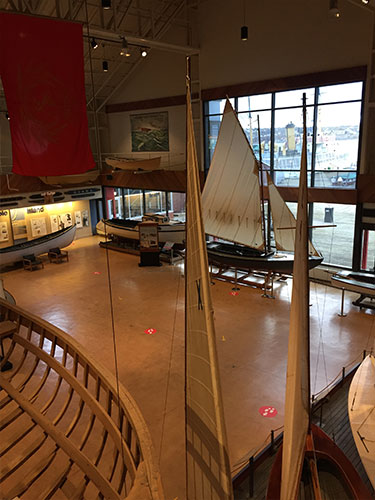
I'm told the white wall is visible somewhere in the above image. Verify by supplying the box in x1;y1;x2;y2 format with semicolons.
107;104;186;168
108;0;373;101
199;0;372;89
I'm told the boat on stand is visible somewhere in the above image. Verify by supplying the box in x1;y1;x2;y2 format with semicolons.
201;99;323;274
96;214;185;246
0;224;76;267
266;95;371;499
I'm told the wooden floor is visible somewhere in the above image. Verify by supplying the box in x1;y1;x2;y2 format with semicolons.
2;235;375;499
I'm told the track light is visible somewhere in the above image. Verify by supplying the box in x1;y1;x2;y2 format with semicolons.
329;0;340;18
91;38;98;50
141;48;148;57
101;0;111;9
5;112;10;120
241;26;248;41
120;37;130;57
102;60;109;72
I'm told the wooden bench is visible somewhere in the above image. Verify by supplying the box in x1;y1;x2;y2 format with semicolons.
22;254;44;271
48;247;69;264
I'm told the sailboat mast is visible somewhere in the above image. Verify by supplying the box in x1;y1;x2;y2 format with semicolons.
301;94;312;425
257;116;268;252
185;57;233;500
279;93;311;500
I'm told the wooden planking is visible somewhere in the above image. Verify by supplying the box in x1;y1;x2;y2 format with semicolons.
0;298;165;500
0;375;123;500
13;333;136;477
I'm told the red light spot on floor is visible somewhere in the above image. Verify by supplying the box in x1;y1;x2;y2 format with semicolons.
93;271;101;275
230;291;239;296
259;406;278;418
145;328;156;335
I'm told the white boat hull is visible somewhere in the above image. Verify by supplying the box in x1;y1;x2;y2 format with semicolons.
0;225;76;266
96;219;185;245
348;355;375;490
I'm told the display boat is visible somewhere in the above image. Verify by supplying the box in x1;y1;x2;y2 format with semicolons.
0;299;164;499
96;215;185;245
266;97;371;499
201;99;323;274
0;224;76;266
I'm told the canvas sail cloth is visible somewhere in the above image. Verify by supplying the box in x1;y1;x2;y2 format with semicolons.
348;351;375;490
185;81;233;500
280;106;310;500
268;173;319;256
202;101;264;250
0;13;95;177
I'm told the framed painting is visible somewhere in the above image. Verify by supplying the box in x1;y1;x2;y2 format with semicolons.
130;111;169;152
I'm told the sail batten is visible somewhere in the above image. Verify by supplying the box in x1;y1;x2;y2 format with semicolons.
280;101;310;500
185;78;233;500
202;101;264;250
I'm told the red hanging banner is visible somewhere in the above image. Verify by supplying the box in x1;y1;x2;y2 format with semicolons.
0;13;95;176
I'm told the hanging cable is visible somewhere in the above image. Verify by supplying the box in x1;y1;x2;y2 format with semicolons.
158;265;183;464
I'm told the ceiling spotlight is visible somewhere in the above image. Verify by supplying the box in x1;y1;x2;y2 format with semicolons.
362;0;369;4
101;0;111;9
141;48;148;57
329;0;340;18
5;112;10;120
102;60;109;72
241;25;248;41
120;37;130;57
91;38;98;50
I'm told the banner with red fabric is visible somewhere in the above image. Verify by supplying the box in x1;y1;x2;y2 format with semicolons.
0;13;95;176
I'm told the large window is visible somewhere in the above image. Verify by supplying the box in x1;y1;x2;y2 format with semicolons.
204;81;363;188
104;188;185;222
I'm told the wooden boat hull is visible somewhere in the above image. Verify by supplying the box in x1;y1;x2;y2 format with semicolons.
266;424;372;499
105;157;162;171
348;355;375;490
207;241;323;274
39;170;99;185
0;225;76;266
0;299;164;499
96;218;186;245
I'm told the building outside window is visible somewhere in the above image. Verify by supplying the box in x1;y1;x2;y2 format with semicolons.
204;81;363;188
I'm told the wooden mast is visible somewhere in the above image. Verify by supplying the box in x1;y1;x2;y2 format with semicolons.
257;115;268;253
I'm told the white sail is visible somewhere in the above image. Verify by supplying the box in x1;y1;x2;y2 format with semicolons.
348;354;375;490
268;173;319;256
185;80;233;500
280;104;310;500
202;100;264;250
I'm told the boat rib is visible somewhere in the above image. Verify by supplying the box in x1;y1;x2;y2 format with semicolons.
0;298;164;500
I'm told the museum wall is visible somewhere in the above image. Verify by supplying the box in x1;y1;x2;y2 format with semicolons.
108;0;372;103
107;104;186;169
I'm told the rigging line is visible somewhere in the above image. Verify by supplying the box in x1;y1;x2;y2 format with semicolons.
312;219;335;397
103;222;127;492
158;264;182;465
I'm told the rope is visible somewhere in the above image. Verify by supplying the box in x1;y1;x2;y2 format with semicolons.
158;265;182;464
103;222;128;495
